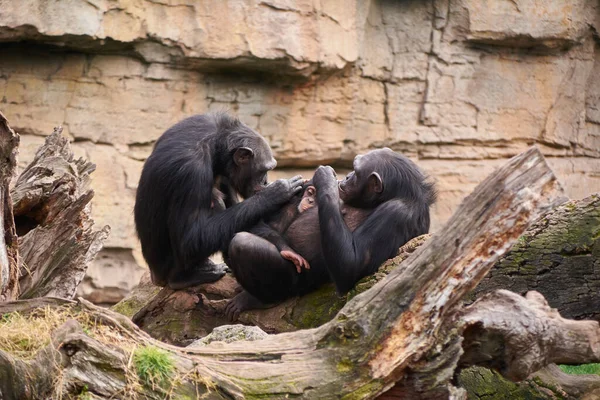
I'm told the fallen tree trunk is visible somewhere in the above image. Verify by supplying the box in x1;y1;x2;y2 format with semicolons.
471;193;600;321
124;171;599;346
5;289;599;400
457;363;600;400
0;147;576;399
126;235;430;345
123;191;600;346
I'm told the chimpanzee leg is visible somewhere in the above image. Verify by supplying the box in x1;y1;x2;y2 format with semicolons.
225;232;299;320
225;290;273;321
167;259;228;290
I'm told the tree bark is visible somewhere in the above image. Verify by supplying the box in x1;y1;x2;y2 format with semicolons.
456;363;600;400
155;190;599;342
0;111;20;301
459;290;600;381
3;288;599;399
122;235;430;345
12;127;110;299
0;146;571;399
471;193;600;321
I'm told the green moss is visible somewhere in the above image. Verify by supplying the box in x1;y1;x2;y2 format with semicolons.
111;299;138;318
457;366;565;400
337;358;354;373
531;375;563;395
111;284;161;318
340;381;384;400
558;363;600;375
133;345;174;388
289;284;347;329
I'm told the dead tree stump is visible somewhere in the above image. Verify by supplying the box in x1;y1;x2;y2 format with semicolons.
12;127;110;299
0;112;20;301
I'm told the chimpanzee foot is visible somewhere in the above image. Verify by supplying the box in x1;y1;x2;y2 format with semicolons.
225;290;274;322
167;262;228;290
149;270;168;287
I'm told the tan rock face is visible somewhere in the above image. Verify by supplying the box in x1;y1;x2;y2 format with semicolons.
2;0;600;304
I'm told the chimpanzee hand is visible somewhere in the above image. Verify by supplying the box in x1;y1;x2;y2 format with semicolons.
313;165;338;194
280;250;311;273
261;175;304;204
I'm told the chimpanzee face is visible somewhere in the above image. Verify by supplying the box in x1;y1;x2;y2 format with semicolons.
230;139;277;199
297;185;316;213
339;152;384;208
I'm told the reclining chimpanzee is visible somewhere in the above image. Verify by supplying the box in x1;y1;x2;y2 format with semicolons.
225;148;436;320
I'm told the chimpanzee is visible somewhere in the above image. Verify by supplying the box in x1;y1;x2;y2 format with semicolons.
134;112;305;290
225;148;436;320
249;182;317;274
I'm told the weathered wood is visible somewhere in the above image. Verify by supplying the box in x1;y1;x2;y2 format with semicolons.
457;363;600;400
12;128;110;299
0;147;578;399
460;290;600;381
0;111;20;301
124;235;430;345
471;193;600;321
4;290;598;400
182;146;563;399
534;364;600;398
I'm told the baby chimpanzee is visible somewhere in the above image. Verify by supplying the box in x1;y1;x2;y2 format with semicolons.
227;180;375;320
248;182;317;273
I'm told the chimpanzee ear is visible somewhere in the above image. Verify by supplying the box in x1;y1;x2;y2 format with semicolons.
233;147;254;165
368;172;383;194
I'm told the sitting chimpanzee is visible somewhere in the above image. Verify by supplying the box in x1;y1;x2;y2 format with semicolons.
134;112;305;290
225;148;436;320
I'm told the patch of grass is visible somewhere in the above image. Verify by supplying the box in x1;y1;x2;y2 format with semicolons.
0;306;136;360
77;384;93;400
133;345;174;389
558;363;600;375
0;307;80;359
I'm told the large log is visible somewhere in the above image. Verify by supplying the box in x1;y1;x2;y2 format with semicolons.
0;112;19;301
12;127;110;299
4;289;599;399
0;147;571;399
127;235;430;345
471;193;600;320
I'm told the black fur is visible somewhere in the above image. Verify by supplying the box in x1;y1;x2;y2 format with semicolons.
225;148;436;319
134;112;304;289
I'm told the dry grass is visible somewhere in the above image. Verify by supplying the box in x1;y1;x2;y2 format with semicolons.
0;305;211;399
0;305;136;360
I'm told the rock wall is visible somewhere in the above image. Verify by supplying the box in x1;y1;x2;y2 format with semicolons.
1;0;599;303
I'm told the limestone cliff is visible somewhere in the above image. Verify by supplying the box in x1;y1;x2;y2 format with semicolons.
0;0;599;303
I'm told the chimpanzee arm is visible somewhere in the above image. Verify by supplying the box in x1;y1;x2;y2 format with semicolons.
313;166;412;294
249;222;295;253
168;161;303;266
